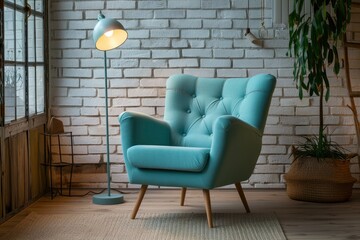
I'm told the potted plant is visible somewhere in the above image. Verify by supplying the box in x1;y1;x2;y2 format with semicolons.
284;0;357;202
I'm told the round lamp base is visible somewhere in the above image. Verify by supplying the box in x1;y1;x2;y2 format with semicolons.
92;193;124;205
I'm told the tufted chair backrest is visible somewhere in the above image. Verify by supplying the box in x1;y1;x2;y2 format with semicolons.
164;74;276;148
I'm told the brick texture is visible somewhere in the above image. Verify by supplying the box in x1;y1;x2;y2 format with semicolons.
49;0;358;189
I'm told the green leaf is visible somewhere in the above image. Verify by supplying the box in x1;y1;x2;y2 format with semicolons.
293;134;349;160
327;49;334;64
287;0;351;119
327;13;336;34
333;46;340;74
322;72;330;101
334;60;340;74
322;1;327;19
296;0;305;14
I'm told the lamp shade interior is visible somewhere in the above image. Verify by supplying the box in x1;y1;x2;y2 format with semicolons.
93;17;128;51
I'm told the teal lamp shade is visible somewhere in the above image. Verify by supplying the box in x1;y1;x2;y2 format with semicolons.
93;13;128;51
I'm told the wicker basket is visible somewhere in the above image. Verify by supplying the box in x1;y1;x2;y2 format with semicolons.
284;157;356;203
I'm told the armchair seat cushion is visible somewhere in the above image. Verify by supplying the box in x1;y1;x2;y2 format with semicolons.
127;145;210;172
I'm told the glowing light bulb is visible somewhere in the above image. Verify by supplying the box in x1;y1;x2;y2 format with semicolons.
104;30;114;37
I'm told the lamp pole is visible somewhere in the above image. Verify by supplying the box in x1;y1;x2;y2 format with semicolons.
92;13;127;205
103;50;111;197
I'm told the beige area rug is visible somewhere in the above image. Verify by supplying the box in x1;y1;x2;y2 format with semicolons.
2;212;287;240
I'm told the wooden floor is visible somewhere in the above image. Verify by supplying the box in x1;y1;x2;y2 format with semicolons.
1;188;360;240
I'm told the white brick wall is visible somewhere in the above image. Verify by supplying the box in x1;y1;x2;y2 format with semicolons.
50;0;358;189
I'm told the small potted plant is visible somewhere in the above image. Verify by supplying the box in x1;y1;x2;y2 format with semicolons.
284;0;357;202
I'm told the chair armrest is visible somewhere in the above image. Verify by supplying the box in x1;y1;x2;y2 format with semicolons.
207;115;262;187
119;111;172;149
213;115;262;138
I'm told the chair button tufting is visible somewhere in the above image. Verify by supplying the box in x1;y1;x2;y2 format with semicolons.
183;133;187;137
202;115;205;118
220;97;223;100
187;109;191;113
192;94;196;98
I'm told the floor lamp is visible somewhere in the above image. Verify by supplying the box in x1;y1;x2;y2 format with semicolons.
92;12;128;205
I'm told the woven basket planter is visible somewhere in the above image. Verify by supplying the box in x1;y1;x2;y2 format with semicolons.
284;157;356;203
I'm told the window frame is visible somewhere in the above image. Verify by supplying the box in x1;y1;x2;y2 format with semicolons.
0;0;48;126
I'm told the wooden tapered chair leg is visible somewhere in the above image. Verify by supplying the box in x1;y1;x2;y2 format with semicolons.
202;189;213;228
180;187;186;206
131;185;148;219
235;182;250;213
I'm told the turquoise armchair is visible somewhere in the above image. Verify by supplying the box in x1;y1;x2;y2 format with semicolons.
119;74;276;227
